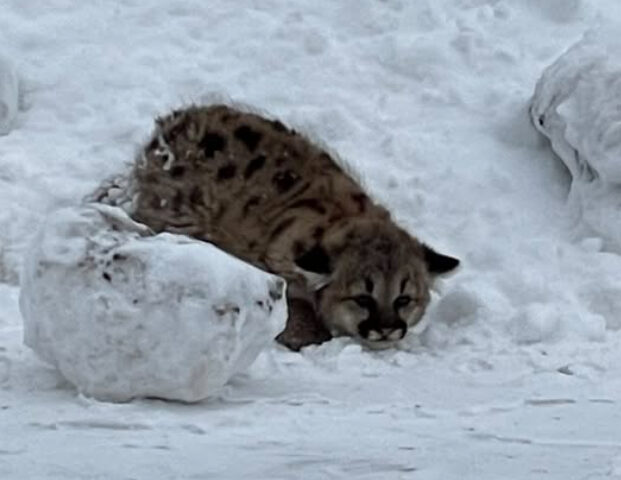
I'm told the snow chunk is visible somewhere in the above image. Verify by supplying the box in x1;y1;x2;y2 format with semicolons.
511;302;606;344
19;204;287;402
531;26;621;246
0;56;19;135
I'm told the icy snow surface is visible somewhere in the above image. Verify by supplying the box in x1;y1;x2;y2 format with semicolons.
3;1;621;479
19;204;286;402
0;55;19;136
531;25;621;249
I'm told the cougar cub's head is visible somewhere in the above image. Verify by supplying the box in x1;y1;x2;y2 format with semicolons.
295;220;459;348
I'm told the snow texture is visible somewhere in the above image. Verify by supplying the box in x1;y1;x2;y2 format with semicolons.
531;25;621;248
19;203;287;402
3;0;621;478
0;55;19;135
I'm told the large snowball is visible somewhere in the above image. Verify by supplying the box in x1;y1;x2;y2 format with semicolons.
530;26;621;246
19;204;287;402
0;56;19;135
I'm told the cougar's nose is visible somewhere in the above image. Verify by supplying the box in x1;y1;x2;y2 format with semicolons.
358;320;407;342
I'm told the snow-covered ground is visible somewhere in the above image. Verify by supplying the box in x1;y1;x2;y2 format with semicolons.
2;1;621;478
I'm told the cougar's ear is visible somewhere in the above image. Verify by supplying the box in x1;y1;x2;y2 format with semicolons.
422;244;460;275
294;244;332;290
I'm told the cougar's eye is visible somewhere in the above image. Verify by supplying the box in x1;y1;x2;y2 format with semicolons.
393;295;412;310
351;295;376;309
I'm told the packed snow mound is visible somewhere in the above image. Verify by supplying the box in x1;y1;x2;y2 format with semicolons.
0;56;19;135
19;204;287;402
531;26;621;247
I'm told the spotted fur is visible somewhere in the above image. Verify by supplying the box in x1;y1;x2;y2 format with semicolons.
128;104;459;350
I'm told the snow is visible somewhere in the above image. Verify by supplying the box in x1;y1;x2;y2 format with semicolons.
0;55;19;136
2;0;621;478
531;24;621;249
19;204;286;402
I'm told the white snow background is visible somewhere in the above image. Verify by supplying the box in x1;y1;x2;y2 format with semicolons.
2;0;621;478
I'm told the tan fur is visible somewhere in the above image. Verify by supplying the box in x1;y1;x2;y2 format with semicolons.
127;104;459;350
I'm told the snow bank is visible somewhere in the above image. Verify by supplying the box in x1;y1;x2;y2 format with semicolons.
531;26;621;247
19;204;286;402
0;56;19;135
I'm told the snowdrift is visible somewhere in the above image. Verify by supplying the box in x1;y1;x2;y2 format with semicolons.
531;26;621;247
19;203;287;402
0;55;19;135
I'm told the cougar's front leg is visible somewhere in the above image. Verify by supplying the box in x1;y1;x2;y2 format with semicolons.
275;295;332;351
